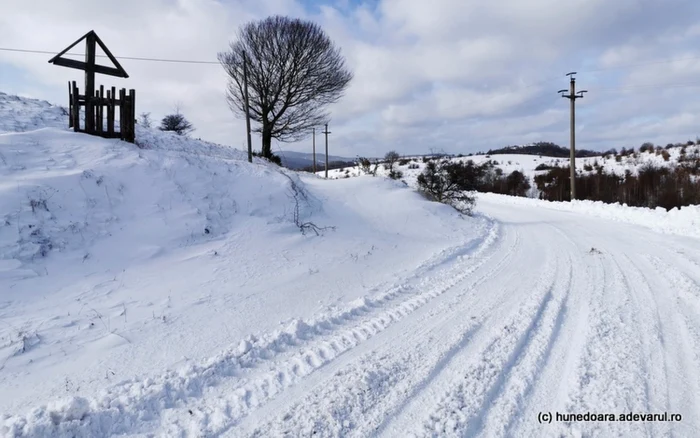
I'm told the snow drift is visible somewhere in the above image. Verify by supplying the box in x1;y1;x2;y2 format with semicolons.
476;192;700;239
0;92;487;436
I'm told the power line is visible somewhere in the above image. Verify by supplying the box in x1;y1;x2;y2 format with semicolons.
3;45;700;71
0;47;219;64
8;42;696;96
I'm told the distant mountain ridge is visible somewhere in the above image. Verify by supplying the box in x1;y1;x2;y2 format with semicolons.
277;150;358;170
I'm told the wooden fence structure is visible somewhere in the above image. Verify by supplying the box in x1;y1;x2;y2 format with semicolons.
50;31;136;144
67;81;136;143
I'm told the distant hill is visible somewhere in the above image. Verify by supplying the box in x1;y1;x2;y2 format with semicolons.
277;151;357;170
486;142;601;158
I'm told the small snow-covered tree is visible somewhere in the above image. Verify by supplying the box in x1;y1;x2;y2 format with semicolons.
357;156;380;176
417;160;476;214
159;110;194;136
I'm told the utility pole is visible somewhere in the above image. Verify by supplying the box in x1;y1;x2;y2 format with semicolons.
242;51;253;163
322;123;331;179
312;128;316;173
558;72;587;200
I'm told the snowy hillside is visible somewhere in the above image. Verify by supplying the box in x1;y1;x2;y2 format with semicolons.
0;93;487;435
320;152;700;238
323;146;700;184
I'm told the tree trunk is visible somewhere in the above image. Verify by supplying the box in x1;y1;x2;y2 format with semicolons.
262;130;273;158
261;118;272;158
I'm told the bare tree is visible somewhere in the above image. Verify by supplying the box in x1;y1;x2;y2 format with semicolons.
384;150;402;179
384;150;400;170
218;15;353;158
138;112;152;128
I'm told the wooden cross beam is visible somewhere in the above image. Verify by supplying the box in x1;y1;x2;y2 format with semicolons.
48;30;129;78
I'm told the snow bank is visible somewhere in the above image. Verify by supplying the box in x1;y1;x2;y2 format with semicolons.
0;91;487;433
477;192;700;239
0;92;68;133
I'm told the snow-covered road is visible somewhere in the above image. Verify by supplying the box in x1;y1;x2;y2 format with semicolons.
5;196;700;437
148;198;700;436
227;198;700;438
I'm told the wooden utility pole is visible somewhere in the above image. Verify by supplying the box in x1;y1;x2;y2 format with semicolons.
312;128;317;173
322;123;331;178
242;52;253;163
558;72;587;200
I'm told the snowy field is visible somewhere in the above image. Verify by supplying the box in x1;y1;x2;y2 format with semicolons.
323;144;700;188
1;92;700;437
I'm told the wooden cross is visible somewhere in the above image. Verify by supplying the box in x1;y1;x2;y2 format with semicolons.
49;31;128;133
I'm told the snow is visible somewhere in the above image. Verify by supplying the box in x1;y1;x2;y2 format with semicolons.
1;92;700;437
476;192;700;239
0;93;485;435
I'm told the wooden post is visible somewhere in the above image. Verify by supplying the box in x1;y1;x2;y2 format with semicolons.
84;32;96;133
96;85;104;134
106;90;114;136
312;128;316;173
107;86;115;136
322;123;331;179
71;81;80;132
124;91;130;142
129;89;136;143
119;88;125;141
68;81;73;128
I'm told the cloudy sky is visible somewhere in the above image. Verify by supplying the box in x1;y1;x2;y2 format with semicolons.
1;0;700;157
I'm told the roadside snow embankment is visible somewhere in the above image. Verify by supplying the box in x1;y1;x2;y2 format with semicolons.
478;192;700;239
0;92;488;436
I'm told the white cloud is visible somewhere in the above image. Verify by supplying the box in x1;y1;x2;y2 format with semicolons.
1;0;699;157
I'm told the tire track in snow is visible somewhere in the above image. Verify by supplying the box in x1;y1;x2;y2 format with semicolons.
240;225;526;437
548;223;700;438
647;256;700;398
463;251;574;438
627;254;700;437
1;220;503;437
391;223;574;438
559;253;655;437
647;256;700;354
245;323;484;438
397;245;561;437
615;253;676;438
171;221;519;436
502;227;596;438
649;255;700;317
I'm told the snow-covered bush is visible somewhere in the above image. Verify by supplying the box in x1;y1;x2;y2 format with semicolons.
416;160;476;215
